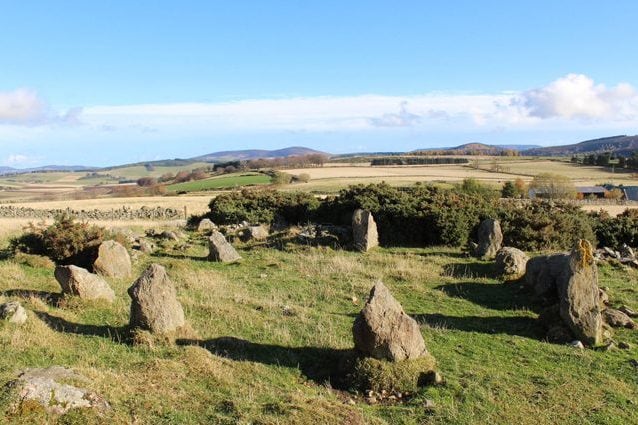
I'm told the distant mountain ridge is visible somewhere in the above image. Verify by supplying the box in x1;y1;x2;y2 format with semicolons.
191;146;329;162
523;135;638;156
0;165;95;176
413;142;540;155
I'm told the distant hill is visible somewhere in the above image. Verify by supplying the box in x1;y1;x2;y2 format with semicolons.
523;135;638;157
413;143;530;155
191;146;329;162
0;165;95;175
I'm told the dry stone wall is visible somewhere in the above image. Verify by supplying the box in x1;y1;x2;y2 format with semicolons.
0;205;183;220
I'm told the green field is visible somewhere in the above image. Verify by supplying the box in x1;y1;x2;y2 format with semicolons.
167;173;272;192
0;232;636;424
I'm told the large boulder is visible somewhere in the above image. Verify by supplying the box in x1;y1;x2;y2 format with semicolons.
54;265;116;302
128;264;185;334
352;209;379;252
4;367;110;415
208;231;241;263
353;281;428;361
495;247;529;281
93;240;132;278
474;219;503;259
0;301;27;324
524;252;570;298
556;240;603;346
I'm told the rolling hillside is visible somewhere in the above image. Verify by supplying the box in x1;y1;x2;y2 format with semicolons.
191;146;329;162
523;135;638;156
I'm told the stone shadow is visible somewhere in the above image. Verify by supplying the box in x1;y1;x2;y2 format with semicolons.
442;262;496;279
434;281;538;312
177;336;352;387
413;313;543;339
1;289;63;307
34;311;129;343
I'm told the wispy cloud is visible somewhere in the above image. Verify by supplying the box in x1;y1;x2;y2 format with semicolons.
2;74;637;136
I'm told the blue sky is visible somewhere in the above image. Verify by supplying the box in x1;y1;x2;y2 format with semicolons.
1;1;638;166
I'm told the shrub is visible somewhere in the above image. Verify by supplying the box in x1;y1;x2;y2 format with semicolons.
207;190;320;224
499;201;596;251
10;214;106;266
592;209;638;248
137;177;158;187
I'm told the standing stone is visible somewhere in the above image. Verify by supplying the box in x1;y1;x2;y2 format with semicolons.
353;281;428;361
474;219;503;259
557;240;603;346
208;231;242;262
352;209;379;252
495;247;529;281
197;218;216;232
5;367;110;415
93;240;132;278
128;264;185;334
54;265;116;302
0;301;27;324
524;252;570;298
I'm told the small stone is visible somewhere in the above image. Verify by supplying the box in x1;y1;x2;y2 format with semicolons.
0;301;27;324
603;308;637;329
367;396;378;405
366;390;374;398
282;305;295;316
603;342;616;351
629;359;638;368
423;399;436;411
568;340;585;349
619;342;631;350
259;273;268;279
6;367;110;415
346;398;356;405
388;395;397;401
619;305;637;318
351;296;358;304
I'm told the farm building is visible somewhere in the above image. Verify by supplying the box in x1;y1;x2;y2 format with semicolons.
528;186;608;199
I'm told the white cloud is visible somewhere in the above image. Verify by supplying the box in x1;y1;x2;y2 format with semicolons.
518;73;638;120
0;89;47;124
5;154;30;165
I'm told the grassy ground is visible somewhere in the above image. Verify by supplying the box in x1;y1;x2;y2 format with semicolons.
166;173;272;193
0;231;636;424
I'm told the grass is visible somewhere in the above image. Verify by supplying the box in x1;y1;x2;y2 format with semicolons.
166;173;272;192
0;230;636;424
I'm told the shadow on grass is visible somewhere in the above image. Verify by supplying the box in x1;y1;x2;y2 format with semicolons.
150;252;211;262
414;251;468;259
1;289;63;307
34;311;129;343
414;313;543;339
442;262;496;279
435;281;537;312
177;336;352;387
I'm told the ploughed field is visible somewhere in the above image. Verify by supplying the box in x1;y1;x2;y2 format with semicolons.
0;230;636;424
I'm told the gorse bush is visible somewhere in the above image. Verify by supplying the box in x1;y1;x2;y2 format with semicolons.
499;202;596;251
207;189;320;225
202;183;610;251
591;209;638;248
11;214;106;266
